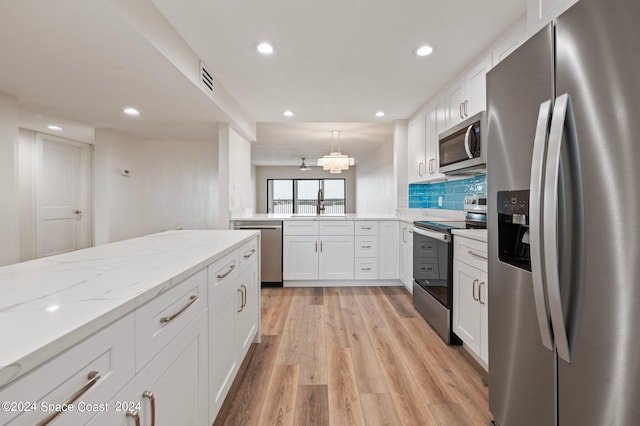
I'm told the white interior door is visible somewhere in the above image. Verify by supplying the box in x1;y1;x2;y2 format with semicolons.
36;133;92;258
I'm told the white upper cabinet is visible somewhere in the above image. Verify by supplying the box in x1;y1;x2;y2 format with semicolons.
445;54;492;129
527;0;580;35
408;99;445;183
445;77;467;128
424;104;445;181
408;114;425;183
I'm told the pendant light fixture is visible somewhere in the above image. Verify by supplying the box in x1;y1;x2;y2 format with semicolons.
317;130;355;173
299;157;309;171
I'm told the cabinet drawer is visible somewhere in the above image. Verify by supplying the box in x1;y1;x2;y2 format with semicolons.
454;236;488;272
319;221;354;235
355;236;378;258
0;313;135;426
239;237;259;271
355;259;378;279
354;220;378;235
135;268;207;371
208;250;240;301
283;221;318;236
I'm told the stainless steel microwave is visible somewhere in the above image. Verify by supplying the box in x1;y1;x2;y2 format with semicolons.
438;111;486;174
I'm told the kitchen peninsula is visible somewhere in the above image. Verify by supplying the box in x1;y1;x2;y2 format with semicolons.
0;230;260;425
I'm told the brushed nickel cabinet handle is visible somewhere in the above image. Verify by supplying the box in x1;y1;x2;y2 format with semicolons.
237;288;244;312
464;100;469;117
35;371;100;426
241;284;247;309
467;250;488;261
315;241;318;252
479;282;486;305
243;248;256;259
472;279;479;301
160;295;198;324
216;263;236;280
126;410;141;426
142;391;156;426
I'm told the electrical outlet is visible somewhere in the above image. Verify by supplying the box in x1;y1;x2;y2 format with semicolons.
438;196;443;206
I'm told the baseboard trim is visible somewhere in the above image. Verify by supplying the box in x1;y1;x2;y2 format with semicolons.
283;279;403;288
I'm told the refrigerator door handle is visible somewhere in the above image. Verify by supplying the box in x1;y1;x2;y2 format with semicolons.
543;93;574;363
529;99;554;351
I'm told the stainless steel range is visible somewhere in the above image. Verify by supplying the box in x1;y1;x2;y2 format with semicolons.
412;196;486;343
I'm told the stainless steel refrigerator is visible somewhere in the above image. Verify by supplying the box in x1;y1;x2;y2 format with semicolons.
487;0;640;424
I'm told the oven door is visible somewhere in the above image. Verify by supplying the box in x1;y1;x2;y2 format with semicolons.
412;227;452;308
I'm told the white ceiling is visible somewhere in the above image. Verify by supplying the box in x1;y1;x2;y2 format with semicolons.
0;0;525;165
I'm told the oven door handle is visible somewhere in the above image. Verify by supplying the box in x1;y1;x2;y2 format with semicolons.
412;227;450;242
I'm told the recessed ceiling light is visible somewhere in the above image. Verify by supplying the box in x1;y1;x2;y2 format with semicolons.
416;45;434;57
46;304;60;312
257;42;274;55
375;111;385;117
123;107;140;116
283;110;294;117
47;125;63;131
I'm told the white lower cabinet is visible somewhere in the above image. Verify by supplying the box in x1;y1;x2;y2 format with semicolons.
378;221;399;280
88;311;209;426
282;220;402;283
0;314;135;426
399;222;414;292
236;266;259;366
0;235;260;426
208;283;237;419
453;236;489;368
283;221;354;281
208;241;260;422
283;236;319;280
318;235;354;280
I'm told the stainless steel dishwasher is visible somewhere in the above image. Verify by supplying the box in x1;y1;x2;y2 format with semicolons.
233;221;283;286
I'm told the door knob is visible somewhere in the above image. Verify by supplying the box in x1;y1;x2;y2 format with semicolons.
73;210;83;215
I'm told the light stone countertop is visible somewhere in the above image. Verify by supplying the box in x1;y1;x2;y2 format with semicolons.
0;230;258;388
451;229;488;243
229;210;465;225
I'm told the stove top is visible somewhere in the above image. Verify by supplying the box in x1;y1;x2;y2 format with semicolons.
413;220;468;233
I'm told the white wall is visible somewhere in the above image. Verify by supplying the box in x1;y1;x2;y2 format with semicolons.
254;166;357;214
18;129;38;261
355;141;396;214
393;120;409;209
146;139;218;232
0;92;19;266
94;129;218;244
228;128;252;216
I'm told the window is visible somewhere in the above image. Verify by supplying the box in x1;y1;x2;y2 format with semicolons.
267;179;346;214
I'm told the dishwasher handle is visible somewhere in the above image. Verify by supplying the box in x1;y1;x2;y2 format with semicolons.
234;225;282;230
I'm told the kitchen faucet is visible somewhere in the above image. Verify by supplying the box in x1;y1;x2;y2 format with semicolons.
316;188;325;215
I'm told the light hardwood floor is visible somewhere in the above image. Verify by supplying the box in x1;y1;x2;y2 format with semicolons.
214;286;491;426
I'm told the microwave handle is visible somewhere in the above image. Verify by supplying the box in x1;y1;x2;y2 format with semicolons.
464;124;474;159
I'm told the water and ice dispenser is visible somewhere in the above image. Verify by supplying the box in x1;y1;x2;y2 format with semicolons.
497;190;531;271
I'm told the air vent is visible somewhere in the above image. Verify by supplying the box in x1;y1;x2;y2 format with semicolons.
200;61;214;95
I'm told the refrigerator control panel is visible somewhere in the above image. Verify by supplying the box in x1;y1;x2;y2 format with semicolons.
497;190;529;215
